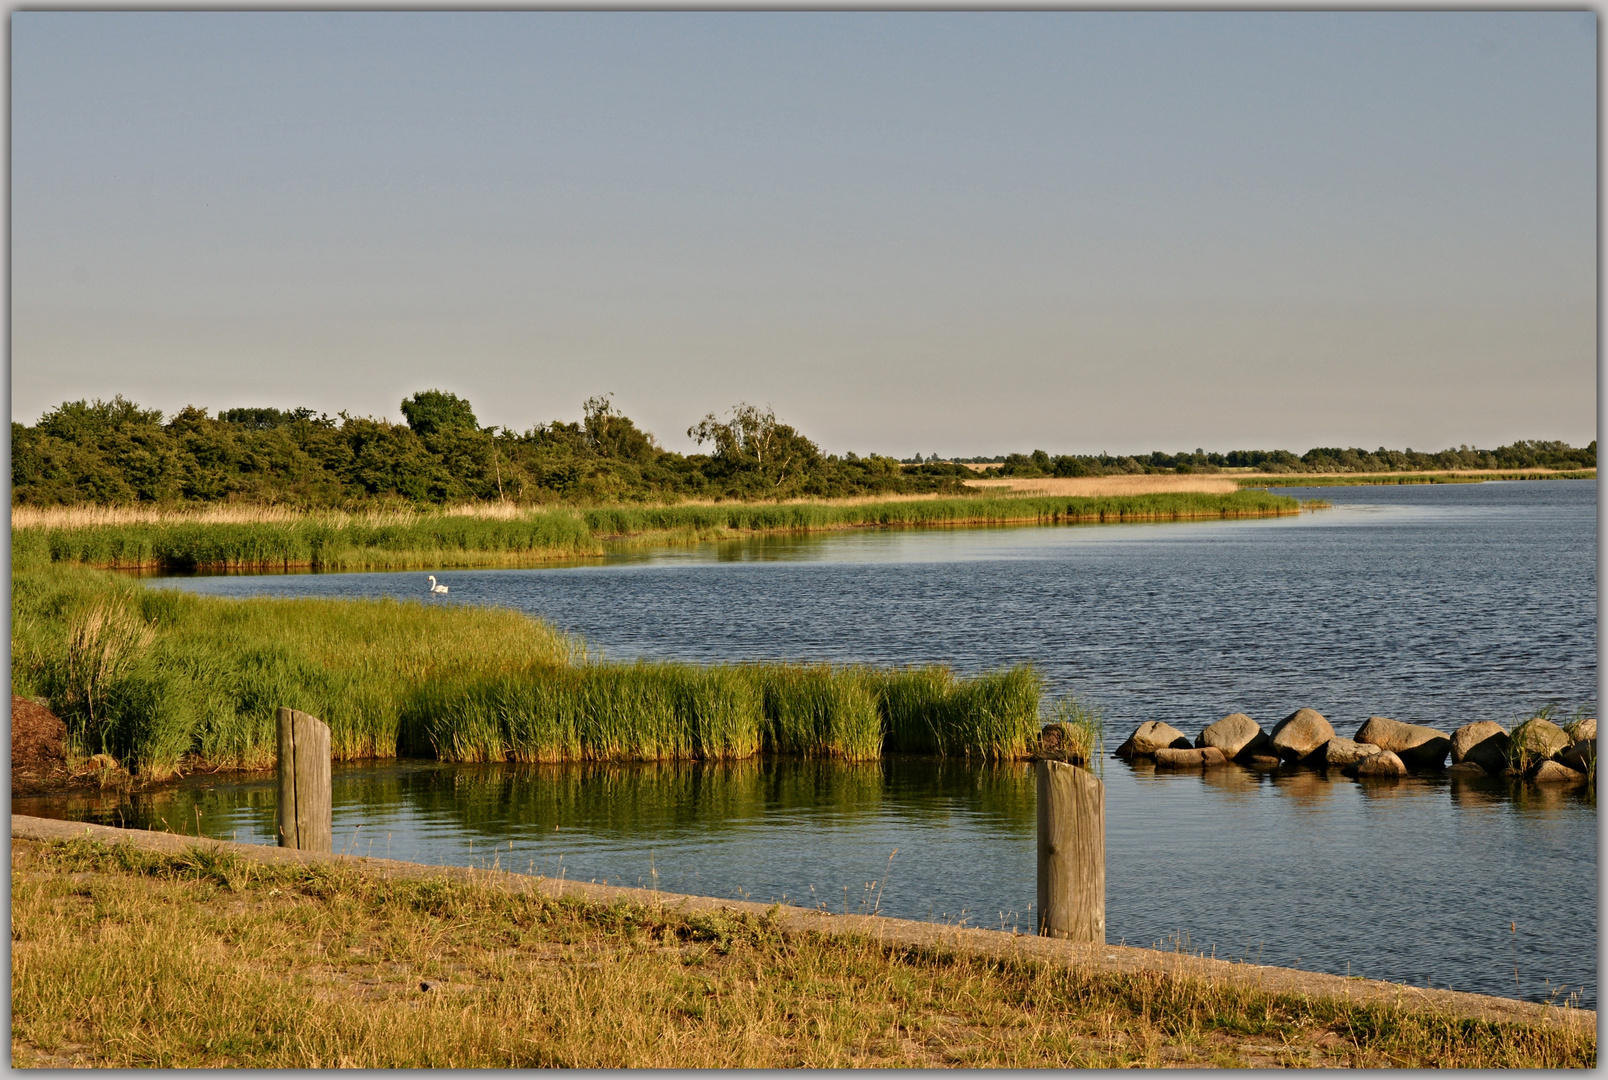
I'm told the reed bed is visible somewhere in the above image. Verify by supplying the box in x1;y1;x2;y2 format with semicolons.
15;491;1300;573
403;665;768;764
582;490;1296;538
13;512;603;572
12;564;584;776
14;565;1044;779
397;663;1041;766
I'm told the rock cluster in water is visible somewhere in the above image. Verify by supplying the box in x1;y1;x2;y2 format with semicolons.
1114;710;1596;785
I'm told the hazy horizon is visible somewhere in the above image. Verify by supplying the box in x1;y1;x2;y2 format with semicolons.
12;12;1598;457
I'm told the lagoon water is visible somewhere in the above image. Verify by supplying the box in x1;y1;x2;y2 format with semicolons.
25;480;1598;1007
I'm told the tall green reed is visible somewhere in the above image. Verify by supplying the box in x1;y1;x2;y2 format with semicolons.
14;565;1047;776
754;665;883;761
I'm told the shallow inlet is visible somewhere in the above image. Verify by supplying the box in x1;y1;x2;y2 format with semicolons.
39;479;1597;1008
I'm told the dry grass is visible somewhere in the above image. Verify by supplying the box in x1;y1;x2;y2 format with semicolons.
964;468;1595;498
965;475;1241;496
10;493;987;530
10;836;1594;1069
677;491;984;507
10;504;467;530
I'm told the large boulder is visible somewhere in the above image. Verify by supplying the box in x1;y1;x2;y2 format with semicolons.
1353;716;1451;770
1352;750;1408;778
1154;746;1228;769
1321;737;1382;768
1114;721;1192;760
1450;721;1509;774
1557;738;1596;773
1567;718;1597;744
1531;759;1586;784
1510;718;1571;770
1269;708;1334;765
1196;713;1273;761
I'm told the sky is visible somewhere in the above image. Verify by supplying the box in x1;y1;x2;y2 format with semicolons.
10;11;1598;457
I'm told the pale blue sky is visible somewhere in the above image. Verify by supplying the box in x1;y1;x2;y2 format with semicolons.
11;11;1597;455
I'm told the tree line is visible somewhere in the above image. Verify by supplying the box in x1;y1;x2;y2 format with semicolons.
10;392;971;508
10;390;1595;508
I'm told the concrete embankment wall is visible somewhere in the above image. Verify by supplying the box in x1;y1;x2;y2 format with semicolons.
11;814;1591;1033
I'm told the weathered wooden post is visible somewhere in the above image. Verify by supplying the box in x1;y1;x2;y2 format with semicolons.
277;707;332;853
1036;758;1105;941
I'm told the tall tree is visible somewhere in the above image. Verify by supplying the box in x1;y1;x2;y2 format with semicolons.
400;390;478;437
688;403;821;490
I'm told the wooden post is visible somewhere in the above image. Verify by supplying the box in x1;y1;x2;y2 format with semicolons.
1037;758;1105;941
277;707;332;853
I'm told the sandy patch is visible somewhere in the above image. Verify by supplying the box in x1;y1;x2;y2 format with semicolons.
964;475;1241;496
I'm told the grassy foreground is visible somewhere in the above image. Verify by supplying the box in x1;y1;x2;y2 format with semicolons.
10;835;1591;1069
14;490;1302;573
12;564;1044;779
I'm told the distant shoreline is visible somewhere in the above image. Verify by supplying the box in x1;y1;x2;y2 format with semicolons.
13;490;1306;575
964;468;1594;496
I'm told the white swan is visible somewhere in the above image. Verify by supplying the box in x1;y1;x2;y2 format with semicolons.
427;575;449;594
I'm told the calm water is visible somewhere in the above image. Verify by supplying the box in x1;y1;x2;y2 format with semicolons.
29;480;1598;1007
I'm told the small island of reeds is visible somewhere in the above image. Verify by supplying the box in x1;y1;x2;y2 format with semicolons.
12;564;1067;782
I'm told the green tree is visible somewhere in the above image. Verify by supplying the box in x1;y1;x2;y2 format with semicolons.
583;395;659;462
400;390;479;438
688;403;822;492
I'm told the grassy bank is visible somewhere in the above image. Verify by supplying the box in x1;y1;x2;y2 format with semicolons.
14;490;1302;573
12;565;1044;779
1238;470;1596;488
11;835;1592;1068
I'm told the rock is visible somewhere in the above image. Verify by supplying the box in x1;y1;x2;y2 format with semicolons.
1531;759;1586;784
1196;713;1273;761
11;695;70;797
1033;723;1086;766
1114;721;1192;759
1557;738;1595;773
1269;708;1334;765
1354;716;1452;771
1320;737;1382;768
1510;718;1571;768
1450;721;1509;774
1567;718;1597;744
1154;746;1229;769
1445;761;1489;776
1352;750;1408;778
